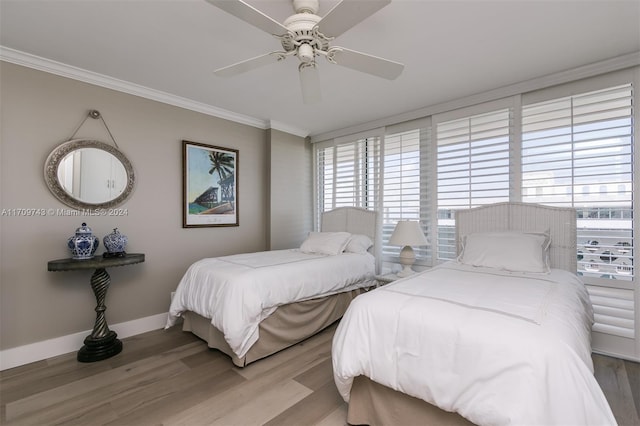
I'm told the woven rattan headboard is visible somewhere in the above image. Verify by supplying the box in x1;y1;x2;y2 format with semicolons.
455;202;577;273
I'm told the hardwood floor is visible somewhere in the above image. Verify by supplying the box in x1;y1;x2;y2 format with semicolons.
1;323;638;426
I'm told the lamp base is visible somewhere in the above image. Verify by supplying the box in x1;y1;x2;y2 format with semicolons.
396;264;415;278
396;245;416;278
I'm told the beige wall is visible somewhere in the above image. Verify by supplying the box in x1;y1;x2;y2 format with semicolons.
0;62;271;350
267;129;312;250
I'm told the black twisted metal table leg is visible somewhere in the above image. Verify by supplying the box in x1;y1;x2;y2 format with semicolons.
77;267;122;362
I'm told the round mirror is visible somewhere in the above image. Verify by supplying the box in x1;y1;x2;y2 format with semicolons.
44;139;135;210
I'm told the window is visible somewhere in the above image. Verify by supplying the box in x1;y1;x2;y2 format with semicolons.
316;143;334;214
522;83;634;340
522;84;634;282
315;126;430;263
435;108;512;260
313;72;636;356
382;128;430;263
315;136;380;220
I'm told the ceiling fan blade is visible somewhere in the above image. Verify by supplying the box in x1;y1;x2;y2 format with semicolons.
205;0;288;35
299;62;321;104
317;0;391;38
330;47;404;80
214;52;284;77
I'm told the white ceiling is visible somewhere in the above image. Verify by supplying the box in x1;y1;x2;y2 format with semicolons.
1;0;639;139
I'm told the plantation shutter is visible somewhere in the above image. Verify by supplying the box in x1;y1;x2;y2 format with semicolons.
381;127;431;264
435;107;512;261
521;83;635;341
588;286;635;338
315;136;380;219
316;144;335;214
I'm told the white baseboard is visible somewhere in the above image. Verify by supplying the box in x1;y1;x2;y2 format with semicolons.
0;312;168;371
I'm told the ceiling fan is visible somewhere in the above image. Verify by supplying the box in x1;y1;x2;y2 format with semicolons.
206;0;404;104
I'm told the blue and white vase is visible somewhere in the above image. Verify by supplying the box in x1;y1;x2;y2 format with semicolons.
103;228;127;257
68;222;99;260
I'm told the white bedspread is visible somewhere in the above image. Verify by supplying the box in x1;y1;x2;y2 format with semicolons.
166;249;375;358
332;262;616;426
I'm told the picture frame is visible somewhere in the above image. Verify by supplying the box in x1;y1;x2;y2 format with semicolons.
182;140;239;227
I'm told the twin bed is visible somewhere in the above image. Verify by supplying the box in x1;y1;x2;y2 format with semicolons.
166;206;379;367
166;203;615;425
333;202;616;425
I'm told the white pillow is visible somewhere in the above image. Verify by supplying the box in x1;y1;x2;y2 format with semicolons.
344;234;374;254
300;232;352;255
458;231;551;273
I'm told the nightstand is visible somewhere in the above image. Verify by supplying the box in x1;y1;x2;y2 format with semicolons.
375;273;400;287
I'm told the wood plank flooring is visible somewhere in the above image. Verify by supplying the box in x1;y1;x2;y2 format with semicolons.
1;323;638;426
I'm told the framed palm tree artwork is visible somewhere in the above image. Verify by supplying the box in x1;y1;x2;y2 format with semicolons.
182;140;238;227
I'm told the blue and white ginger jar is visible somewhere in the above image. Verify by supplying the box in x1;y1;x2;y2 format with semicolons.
103;228;127;255
68;222;99;260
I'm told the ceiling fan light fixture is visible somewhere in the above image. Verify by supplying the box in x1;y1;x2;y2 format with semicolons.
298;43;315;63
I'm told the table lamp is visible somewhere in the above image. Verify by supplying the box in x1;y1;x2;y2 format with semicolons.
389;220;429;277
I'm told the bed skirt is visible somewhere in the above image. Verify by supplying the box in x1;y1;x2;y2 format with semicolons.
183;287;367;367
347;376;475;426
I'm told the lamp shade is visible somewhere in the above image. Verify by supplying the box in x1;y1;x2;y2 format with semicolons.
389;221;429;247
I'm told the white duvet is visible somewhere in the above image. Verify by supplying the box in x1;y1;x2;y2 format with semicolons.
166;249;375;358
332;262;616;426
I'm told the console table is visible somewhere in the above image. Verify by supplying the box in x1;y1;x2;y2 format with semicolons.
48;253;145;362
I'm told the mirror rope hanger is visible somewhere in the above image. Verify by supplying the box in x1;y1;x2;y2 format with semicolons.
67;109;120;149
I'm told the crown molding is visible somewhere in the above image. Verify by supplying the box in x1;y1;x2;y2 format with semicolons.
0;46;271;130
268;120;309;138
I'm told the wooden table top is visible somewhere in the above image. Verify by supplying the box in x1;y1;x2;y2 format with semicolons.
48;253;145;271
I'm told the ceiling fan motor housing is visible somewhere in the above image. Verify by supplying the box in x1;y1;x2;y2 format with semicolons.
282;11;327;61
292;0;319;14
